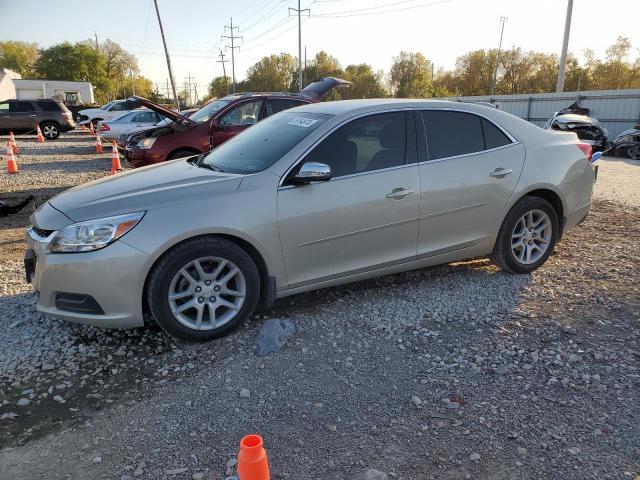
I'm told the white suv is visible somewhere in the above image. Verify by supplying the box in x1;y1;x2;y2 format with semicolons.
76;99;141;127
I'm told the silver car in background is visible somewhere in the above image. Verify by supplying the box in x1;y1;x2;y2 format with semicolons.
98;109;166;142
25;99;596;341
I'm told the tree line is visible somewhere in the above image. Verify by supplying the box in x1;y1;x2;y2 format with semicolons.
2;37;638;106
0;40;155;103
206;36;640;101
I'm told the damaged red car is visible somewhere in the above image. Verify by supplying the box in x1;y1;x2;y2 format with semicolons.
120;77;349;168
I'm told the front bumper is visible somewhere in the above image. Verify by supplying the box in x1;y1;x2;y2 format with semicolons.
25;227;148;329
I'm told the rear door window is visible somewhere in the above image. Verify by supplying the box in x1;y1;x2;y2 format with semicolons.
132;112;157;123
10;101;35;112
421;110;484;160
265;99;306;117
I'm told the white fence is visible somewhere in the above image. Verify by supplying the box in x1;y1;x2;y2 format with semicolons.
439;89;640;137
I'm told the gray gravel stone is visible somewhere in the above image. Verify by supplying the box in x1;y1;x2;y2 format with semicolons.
255;318;295;356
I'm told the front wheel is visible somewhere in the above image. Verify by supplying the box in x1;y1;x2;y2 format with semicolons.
167;149;199;161
492;196;559;274
147;237;260;342
627;145;640;160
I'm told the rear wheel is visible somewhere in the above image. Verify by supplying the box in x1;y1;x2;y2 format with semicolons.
492;196;559;273
147;237;260;342
40;122;60;140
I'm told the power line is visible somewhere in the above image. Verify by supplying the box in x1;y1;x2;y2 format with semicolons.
236;0;282;27
222;18;243;93
240;17;306;53
313;0;452;18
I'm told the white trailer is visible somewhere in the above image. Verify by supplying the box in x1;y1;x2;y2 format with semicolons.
13;79;95;106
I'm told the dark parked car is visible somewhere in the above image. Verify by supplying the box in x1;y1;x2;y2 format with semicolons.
610;125;640;160
119;77;349;168
0;98;75;139
543;113;608;152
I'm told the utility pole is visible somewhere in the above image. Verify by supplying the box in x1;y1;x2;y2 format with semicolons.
192;83;199;105
130;68;135;96
217;50;230;95
556;0;574;93
289;0;310;91
153;0;179;109
304;45;307;86
184;71;195;106
94;32;99;51
222;18;242;94
490;16;507;96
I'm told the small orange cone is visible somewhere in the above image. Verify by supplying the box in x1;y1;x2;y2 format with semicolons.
95;131;103;154
36;125;45;143
89;122;95;135
237;434;270;480
110;142;122;175
5;144;18;174
9;131;19;155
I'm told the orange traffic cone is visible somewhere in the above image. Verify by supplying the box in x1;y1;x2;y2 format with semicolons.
89;122;95;135
110;142;122;175
9;131;19;155
36;125;45;143
5;144;18;174
237;435;270;480
95;131;103;154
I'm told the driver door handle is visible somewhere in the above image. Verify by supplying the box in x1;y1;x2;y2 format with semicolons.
386;188;414;199
490;168;513;178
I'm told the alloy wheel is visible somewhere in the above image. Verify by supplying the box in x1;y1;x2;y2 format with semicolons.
42;124;59;139
511;209;552;265
167;256;246;331
628;145;640;160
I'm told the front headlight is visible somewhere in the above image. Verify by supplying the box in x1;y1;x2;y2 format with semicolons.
136;137;157;149
50;212;145;253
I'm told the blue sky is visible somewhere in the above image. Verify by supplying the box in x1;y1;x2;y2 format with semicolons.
1;0;639;97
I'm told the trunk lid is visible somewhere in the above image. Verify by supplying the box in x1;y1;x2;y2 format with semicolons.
300;77;351;101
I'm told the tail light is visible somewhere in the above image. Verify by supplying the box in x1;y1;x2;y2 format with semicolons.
100;124;110;131
576;142;592;161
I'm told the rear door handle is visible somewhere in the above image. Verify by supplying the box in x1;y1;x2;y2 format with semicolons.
490;168;513;178
386;188;414;199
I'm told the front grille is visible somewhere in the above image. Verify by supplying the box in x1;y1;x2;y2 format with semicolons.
32;226;55;238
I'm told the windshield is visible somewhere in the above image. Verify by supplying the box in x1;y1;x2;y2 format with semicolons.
101;101;115;110
189;99;231;123
201;111;332;174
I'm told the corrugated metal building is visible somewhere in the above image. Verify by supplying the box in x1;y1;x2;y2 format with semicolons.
439;89;640;137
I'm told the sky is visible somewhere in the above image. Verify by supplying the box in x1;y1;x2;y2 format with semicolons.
1;0;639;98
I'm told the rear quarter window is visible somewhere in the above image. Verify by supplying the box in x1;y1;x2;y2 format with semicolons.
36;101;63;112
482;118;512;149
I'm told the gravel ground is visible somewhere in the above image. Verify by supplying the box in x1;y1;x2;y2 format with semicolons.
0;134;639;479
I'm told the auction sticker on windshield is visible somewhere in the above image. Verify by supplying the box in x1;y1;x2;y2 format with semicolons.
287;117;318;128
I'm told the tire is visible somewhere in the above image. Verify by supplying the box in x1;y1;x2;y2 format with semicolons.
167;149;198;161
492;196;559;274
627;145;640;160
146;236;260;342
40;122;60;140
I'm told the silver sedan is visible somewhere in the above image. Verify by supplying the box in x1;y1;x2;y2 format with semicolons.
25;99;596;341
98;109;165;141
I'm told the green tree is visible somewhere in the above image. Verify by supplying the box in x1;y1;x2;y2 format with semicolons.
244;53;296;92
389;52;433;98
342;63;387;99
207;76;231;99
0;41;39;77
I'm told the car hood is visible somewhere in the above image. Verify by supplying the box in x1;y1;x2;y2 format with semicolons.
128;96;194;125
49;158;243;222
300;77;351;101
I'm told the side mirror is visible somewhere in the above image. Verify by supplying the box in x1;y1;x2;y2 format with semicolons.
293;162;332;184
591;151;603;163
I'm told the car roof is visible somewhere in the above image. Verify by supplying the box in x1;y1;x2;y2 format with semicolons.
288;98;502;115
221;92;308;101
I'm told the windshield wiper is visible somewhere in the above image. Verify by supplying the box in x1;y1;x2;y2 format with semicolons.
191;155;225;172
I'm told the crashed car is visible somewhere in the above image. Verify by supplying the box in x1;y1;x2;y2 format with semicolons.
544;113;608;152
120;77;350;168
609;125;640;160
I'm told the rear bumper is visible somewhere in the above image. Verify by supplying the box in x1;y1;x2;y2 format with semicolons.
25;228;148;329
